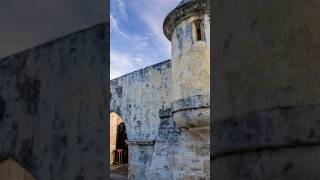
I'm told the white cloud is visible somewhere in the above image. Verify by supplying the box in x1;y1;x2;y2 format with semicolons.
115;0;128;20
110;14;119;32
110;49;151;79
110;49;134;79
129;0;180;56
110;14;128;38
135;57;143;62
110;14;149;46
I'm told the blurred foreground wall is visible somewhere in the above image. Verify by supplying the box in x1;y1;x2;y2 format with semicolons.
0;23;108;180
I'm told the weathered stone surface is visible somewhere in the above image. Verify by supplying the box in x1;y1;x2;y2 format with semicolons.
110;60;172;141
110;60;173;179
162;127;210;180
172;95;210;113
173;108;210;128
213;0;320;121
148;116;210;180
213;0;320;179
0;23;108;180
172;95;210;128
167;1;210;179
148;113;180;179
148;0;211;179
212;145;320;180
212;105;320;157
128;144;155;179
159;108;172;118
171;13;210;103
109;60;173;179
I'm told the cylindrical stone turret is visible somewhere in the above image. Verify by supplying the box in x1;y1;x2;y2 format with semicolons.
162;1;211;179
213;0;320;179
164;0;210;128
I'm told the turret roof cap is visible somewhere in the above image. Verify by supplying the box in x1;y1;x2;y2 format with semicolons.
163;0;210;41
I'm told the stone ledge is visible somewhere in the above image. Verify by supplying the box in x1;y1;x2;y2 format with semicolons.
172;95;210;113
212;105;320;158
212;144;320;180
125;140;155;146
172;95;210;128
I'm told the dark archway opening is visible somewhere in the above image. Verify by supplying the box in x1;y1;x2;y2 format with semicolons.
110;113;129;179
115;122;128;164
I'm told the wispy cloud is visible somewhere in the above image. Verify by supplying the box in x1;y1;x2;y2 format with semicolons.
110;49;133;79
115;0;128;21
110;48;153;79
129;0;180;55
110;14;149;46
110;14;127;38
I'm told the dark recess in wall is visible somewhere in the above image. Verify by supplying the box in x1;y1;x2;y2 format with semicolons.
0;96;5;121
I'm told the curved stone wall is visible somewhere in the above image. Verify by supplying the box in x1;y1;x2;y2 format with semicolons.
212;0;320;179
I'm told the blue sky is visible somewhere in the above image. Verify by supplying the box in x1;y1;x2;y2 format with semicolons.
110;0;180;79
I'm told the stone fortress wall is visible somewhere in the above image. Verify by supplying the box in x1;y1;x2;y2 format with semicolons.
110;59;210;179
110;60;172;142
110;60;173;179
